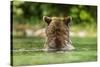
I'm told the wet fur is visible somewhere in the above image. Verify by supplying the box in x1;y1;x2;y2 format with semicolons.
43;16;75;51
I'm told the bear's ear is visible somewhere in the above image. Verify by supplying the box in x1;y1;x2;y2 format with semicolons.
43;16;51;25
64;16;72;26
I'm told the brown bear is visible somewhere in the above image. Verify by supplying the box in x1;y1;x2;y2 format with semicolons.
43;16;75;51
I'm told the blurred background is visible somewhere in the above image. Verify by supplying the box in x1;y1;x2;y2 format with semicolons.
11;1;97;66
11;1;97;37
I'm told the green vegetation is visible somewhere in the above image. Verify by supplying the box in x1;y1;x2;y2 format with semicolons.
12;36;97;66
11;1;97;32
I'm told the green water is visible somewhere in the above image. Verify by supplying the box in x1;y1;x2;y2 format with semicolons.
12;36;97;66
